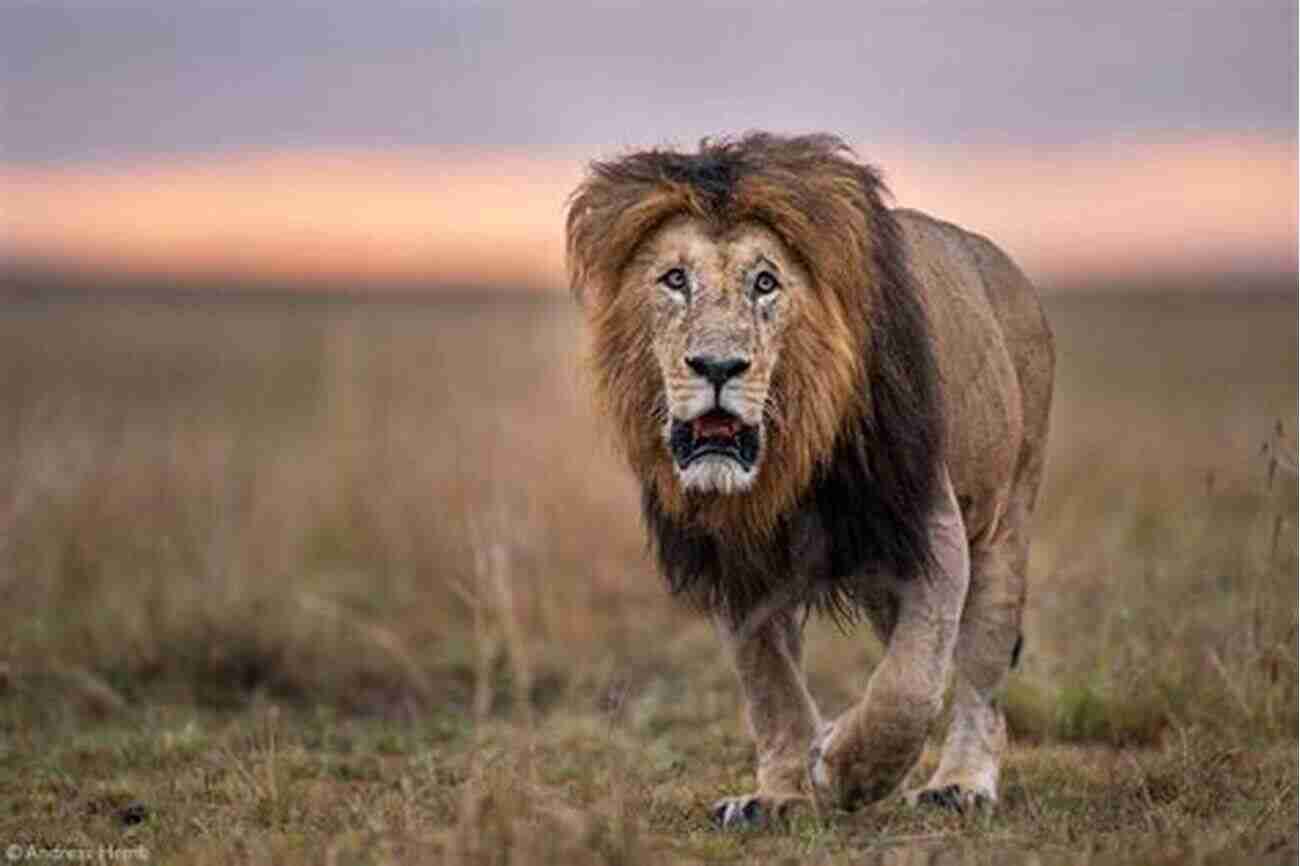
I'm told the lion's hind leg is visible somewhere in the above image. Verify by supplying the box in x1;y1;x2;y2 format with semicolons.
909;442;1040;811
906;539;1022;813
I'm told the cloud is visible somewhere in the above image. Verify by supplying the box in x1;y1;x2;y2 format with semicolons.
3;2;1295;163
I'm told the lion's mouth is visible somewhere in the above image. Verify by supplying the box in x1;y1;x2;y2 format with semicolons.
670;409;761;470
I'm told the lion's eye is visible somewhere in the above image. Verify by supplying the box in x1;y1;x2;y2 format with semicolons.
659;267;688;294
754;270;780;296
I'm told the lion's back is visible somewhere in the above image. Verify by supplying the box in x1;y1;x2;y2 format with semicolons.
892;208;1055;545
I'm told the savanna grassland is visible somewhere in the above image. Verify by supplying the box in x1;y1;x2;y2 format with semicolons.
0;283;1295;865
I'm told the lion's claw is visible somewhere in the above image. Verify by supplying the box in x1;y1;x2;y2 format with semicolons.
912;783;992;815
711;795;766;828
917;784;964;812
711;793;805;829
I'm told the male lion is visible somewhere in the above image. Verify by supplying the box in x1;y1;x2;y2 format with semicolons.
565;133;1053;827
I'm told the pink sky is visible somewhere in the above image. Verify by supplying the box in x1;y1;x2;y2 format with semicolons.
4;135;1295;293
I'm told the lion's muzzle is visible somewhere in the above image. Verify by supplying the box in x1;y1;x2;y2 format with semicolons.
670;409;761;470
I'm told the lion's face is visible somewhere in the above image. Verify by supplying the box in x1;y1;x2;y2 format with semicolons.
626;216;811;495
569;134;884;530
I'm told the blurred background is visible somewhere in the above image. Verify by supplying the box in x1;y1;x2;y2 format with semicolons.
3;0;1296;293
0;4;1296;861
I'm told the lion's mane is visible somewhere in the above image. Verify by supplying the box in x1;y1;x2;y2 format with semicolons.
566;133;943;623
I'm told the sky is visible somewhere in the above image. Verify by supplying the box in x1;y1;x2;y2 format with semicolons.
2;0;1297;290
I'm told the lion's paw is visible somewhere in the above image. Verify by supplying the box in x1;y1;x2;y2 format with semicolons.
710;793;805;829
807;719;874;812
907;783;994;815
810;716;929;812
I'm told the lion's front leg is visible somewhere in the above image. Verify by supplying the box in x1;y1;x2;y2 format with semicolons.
712;607;822;828
809;470;970;811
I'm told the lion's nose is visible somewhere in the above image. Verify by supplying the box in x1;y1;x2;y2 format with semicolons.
686;355;751;388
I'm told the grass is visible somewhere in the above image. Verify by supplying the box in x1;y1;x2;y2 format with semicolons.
0;286;1295;864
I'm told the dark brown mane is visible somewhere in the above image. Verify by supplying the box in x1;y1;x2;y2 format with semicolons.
566;133;944;624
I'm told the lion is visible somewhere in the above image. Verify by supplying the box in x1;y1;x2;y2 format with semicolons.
565;133;1054;827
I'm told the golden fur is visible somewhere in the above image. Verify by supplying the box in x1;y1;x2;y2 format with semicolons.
568;134;944;623
566;132;1054;824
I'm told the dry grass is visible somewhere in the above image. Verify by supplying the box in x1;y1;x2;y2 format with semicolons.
0;286;1295;864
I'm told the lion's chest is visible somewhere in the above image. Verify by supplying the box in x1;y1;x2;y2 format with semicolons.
645;486;906;626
